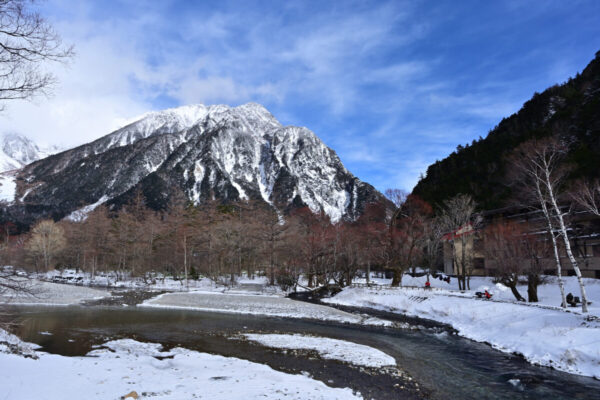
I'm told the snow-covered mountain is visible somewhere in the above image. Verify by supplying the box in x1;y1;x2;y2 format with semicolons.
0;132;59;172
2;103;389;225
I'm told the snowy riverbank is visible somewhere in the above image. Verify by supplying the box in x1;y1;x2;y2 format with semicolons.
38;269;286;295
140;291;394;327
242;333;397;368
323;276;600;379
0;279;110;305
0;330;361;399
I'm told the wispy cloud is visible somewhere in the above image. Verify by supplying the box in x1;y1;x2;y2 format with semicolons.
0;0;598;194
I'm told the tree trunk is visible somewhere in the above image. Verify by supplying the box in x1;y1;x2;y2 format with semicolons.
460;237;468;291
183;235;188;290
269;239;275;286
507;282;525;301
307;270;314;288
391;269;402;287
535;180;567;308
454;259;462;291
545;174;589;312
527;275;539;302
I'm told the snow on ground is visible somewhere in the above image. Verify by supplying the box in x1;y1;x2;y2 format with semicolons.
0;332;361;400
0;172;16;202
324;275;600;379
0;279;110;305
242;333;396;368
0;328;39;356
354;274;600;315
140;291;393;327
40;269;285;295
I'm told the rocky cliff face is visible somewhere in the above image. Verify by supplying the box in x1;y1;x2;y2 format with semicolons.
2;103;387;226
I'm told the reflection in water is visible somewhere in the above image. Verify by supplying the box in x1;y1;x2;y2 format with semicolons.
3;305;600;400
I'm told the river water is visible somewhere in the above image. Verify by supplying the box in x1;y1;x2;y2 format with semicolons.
3;303;600;400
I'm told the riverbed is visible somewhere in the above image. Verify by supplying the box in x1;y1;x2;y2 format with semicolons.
2;301;600;400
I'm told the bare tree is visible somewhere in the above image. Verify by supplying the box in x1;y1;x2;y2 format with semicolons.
329;223;362;287
510;138;589;312
421;216;443;282
385;195;431;286
521;227;550;302
0;0;74;109
440;194;481;290
26;219;65;271
290;207;332;288
165;194;200;290
484;220;526;301
571;179;600;216
251;204;288;286
355;202;388;284
385;188;407;209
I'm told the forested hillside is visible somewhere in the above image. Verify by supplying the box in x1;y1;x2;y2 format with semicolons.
413;51;600;210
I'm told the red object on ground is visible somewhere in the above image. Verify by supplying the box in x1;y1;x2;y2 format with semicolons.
484;290;491;299
425;281;431;288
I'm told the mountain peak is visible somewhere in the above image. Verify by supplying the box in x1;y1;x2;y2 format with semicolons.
107;102;281;150
0;132;59;173
4;102;388;225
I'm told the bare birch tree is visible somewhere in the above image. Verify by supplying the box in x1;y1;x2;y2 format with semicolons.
510;138;589;312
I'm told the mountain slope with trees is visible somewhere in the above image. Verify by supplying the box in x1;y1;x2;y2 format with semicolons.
413;50;600;210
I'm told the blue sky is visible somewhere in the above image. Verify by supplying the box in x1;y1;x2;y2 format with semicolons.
3;0;599;192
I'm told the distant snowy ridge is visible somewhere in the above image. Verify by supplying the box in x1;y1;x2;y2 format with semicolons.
0;132;62;203
0;132;60;172
5;102;388;225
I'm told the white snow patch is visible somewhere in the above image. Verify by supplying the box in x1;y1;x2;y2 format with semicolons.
0;173;16;202
243;334;396;368
66;195;109;222
0;334;361;400
191;161;205;202
19;185;37;202
230;179;248;200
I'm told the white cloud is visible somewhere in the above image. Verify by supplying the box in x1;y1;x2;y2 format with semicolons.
0;0;429;149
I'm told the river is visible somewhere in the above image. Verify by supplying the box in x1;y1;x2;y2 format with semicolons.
2;299;600;399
